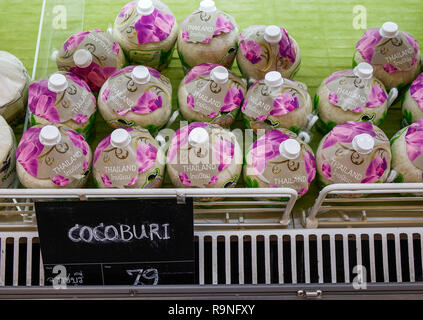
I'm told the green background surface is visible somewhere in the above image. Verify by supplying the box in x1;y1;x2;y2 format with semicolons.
1;0;422;210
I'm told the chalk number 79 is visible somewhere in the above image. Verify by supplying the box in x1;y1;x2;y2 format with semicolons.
126;268;159;286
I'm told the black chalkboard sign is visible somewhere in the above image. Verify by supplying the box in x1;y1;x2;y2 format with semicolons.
35;198;195;286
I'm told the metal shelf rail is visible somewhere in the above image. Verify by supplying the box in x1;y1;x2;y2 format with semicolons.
305;183;423;229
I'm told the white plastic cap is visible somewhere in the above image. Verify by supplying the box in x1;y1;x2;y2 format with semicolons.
279;139;301;160
265;71;284;87
188;127;209;147
199;0;217;12
352;133;375;154
111;129;132;148
380;22;399;38
73;49;93;68
39;126;61;146
48;73;68;93
210;66;229;84
264;25;282;43
354;62;374;80
137;0;155;15
132;66;151;85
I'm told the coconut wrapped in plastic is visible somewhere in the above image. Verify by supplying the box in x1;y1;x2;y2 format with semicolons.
354;22;421;91
16;125;92;189
166;122;242;189
237;25;301;84
178;63;246;128
177;0;239;73
28;72;97;140
98;65;172;135
0;51;30;124
244;128;316;197
388;119;423;183
316;121;391;187
402;73;423;125
315;62;397;134
0;116;17;189
241;71;315;142
93;127;165;189
56;29;126;92
113;0;178;70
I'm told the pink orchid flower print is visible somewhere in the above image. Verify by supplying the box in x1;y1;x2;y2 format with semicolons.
383;64;398;74
304;151;316;184
28;81;60;123
220;88;244;113
356;29;383;63
365;85;387;108
361;157;387;183
252;130;290;175
270;93;299;116
214;15;234;36
134;9;175;45
52;175;70;187
167;122;209;163
321;162;332;179
66;129;90;157
101;174;113;187
94;135;111;165
130;91;163;115
73;114;89;124
405;119;423;162
65;73;92;92
187;94;195;110
70;63;117;92
136;143;158;174
118;1;136;18
325;70;353;85
179;172;191;187
410;74;423;111
279;28;296;63
214;139;235;172
323;122;375;149
184;63;219;84
63;31;90;51
16;127;45;178
328;92;338;105
240;40;262;65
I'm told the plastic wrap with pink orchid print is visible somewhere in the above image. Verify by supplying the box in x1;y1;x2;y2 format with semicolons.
28;74;97;132
410;74;423;111
98;65;172;134
324;69;387;113
16;126;91;188
242;77;311;133
180;63;246;127
317;121;391;187
93;128;162;189
405;120;423;166
57;30;125;92
356;28;420;74
245;129;315;196
181;10;234;44
167;122;241;189
237;26;300;81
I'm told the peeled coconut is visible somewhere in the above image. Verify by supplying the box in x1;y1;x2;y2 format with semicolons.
177;0;239;73
166;122;242;189
16;125;92;189
237;25;301;83
244;128;316;197
98;65;172;135
113;0;178;70
93;127;165;189
178;63;246;128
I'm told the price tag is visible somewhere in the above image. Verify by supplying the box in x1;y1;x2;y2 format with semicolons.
36;198;195;286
